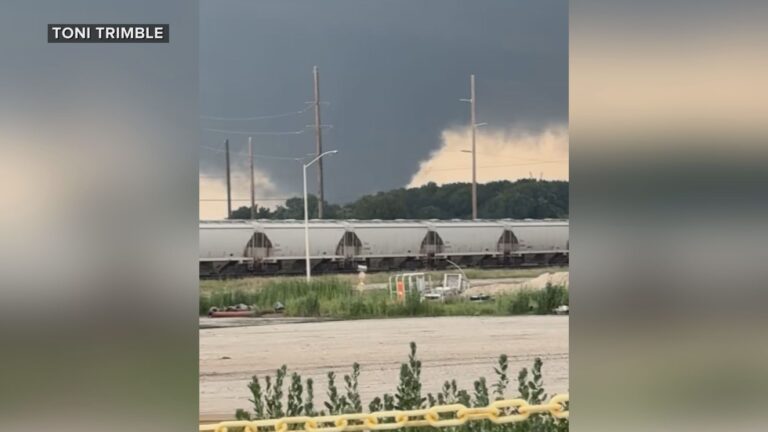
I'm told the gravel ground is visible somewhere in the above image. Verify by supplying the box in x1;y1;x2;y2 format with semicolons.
461;272;569;298
200;316;568;420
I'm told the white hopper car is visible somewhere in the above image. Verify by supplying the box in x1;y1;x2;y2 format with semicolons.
199;219;568;277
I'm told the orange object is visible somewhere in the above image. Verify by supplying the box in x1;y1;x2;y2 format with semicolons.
396;280;405;301
209;310;255;318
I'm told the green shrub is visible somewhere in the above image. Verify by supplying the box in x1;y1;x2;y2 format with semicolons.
507;289;536;315
237;342;569;431
535;283;569;315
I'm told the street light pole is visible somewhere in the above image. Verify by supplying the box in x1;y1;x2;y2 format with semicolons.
303;150;338;282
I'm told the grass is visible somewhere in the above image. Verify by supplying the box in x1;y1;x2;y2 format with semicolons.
200;276;568;318
329;266;566;284
200;266;567;293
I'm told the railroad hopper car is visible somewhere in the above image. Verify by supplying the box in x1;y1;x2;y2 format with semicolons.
199;219;568;277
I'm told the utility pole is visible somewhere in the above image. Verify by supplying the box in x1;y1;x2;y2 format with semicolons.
225;138;232;219
461;75;487;219
470;74;478;220
248;136;256;219
312;66;325;219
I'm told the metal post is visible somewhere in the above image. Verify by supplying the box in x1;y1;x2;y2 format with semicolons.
313;66;325;219
225;138;232;219
302;150;338;283
470;74;478;221
249;136;256;219
303;163;311;282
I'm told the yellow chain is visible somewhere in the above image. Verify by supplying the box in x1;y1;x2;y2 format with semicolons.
200;394;568;432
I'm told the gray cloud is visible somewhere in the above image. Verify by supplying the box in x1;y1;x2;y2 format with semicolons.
200;0;567;205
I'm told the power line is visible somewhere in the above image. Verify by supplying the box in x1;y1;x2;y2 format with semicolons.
425;160;566;172
200;104;312;121
450;150;561;164
200;198;292;202
201;128;305;136
200;145;303;161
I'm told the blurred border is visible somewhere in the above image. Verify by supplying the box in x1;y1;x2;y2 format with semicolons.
0;1;198;431
571;1;768;431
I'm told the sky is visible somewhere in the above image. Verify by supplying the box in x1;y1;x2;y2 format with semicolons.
200;0;568;219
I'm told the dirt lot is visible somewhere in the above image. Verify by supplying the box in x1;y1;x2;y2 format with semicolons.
461;272;569;298
200;316;568;419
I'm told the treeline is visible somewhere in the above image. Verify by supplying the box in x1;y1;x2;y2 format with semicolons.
230;179;568;220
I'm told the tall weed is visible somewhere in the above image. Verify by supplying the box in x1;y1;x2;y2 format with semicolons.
202;279;568;318
237;342;568;431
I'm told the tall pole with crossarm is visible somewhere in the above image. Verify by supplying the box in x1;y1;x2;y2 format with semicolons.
225;138;232;218
470;74;477;220
312;66;325;219
249;136;256;219
461;75;486;220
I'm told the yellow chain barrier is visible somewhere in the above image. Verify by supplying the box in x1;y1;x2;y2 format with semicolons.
200;394;568;432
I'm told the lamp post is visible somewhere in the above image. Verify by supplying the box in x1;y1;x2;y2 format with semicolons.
303;150;338;282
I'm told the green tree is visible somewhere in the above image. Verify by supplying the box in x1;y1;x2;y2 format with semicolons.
227;180;568;220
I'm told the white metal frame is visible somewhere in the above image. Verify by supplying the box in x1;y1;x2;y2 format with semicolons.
388;272;433;300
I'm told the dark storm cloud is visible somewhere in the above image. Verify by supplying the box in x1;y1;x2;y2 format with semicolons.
200;0;567;203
